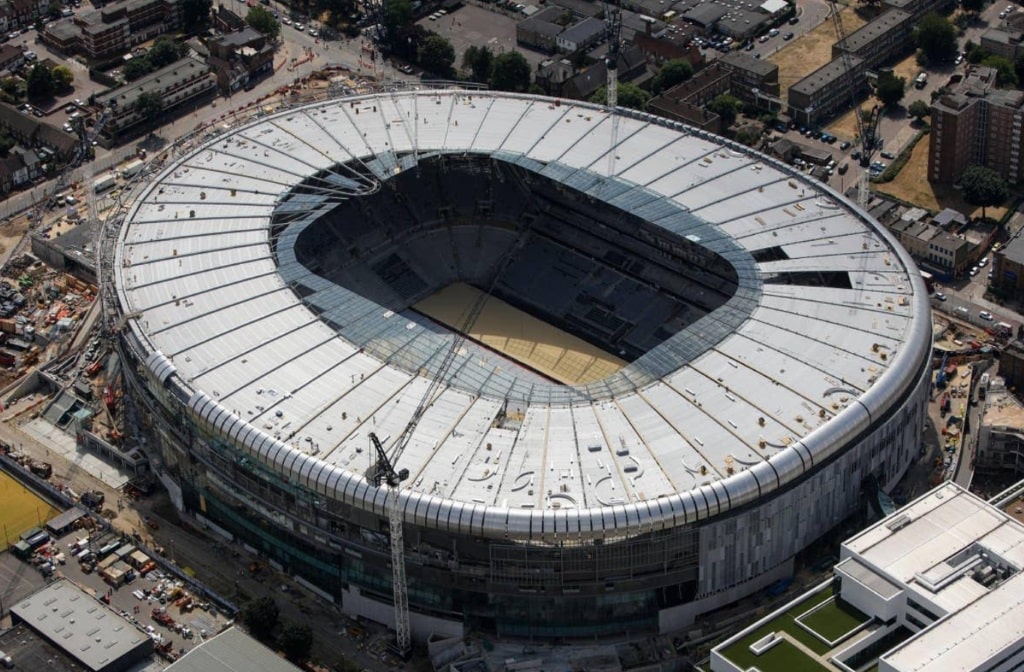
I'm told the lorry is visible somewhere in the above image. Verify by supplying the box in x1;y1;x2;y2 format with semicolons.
93;175;116;194
121;159;144;179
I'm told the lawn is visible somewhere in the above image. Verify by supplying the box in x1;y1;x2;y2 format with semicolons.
0;469;58;549
770;7;867;100
799;597;870;642
719;584;836;671
734;638;832;672
874;134;1010;219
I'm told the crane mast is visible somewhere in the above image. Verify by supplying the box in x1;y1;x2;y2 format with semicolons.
827;0;880;207
604;0;622;180
363;172;537;655
368;431;411;656
604;0;622;108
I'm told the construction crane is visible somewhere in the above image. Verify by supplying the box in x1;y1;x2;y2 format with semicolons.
604;0;623;180
603;0;622;109
29;104;112;227
367;431;411;656
827;0;880;207
364;166;539;655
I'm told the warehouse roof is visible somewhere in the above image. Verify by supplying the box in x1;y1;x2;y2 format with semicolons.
11;579;152;672
166;628;301;672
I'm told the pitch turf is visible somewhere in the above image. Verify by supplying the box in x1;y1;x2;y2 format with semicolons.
0;469;58;549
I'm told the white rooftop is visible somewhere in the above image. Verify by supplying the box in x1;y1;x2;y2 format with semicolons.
845;483;1024;672
112;91;929;540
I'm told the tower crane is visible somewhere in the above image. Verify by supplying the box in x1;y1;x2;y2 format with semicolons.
827;0;880;207
603;0;622;109
363;169;538;655
367;431;411;656
604;0;623;180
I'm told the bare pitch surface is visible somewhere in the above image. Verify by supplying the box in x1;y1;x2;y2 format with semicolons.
414;282;628;386
0;470;57;548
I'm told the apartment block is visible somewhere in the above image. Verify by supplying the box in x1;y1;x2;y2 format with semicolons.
929;65;1024;185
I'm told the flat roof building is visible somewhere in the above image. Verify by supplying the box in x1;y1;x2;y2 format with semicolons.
165;627;302;672
712;482;1024;672
11;579;154;672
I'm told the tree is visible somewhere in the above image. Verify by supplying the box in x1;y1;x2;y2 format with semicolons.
418;34;455;77
981;54;1018;87
589;81;650;110
134;91;164;129
46;0;62;17
914;13;957;64
246;5;280;41
148;36;187;69
908;99;930;120
123;58;152;81
382;0;413;46
0;77;22;104
279;621;314;662
462;45;493;84
707;94;741;128
51;64;74;91
961;0;984;14
961;164;1009;221
875;71;906;108
241;596;280;643
26;64;53;102
488;51;530;92
181;0;213;32
651;58;693;94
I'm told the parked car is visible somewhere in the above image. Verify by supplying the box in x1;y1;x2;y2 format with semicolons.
980;311;994;321
839;140;851;150
782;31;794;40
880;150;895;159
934;292;946;301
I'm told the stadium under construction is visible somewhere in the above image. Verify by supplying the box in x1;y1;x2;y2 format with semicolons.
106;90;933;640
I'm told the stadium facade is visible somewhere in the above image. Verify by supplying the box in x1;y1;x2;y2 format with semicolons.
107;91;933;640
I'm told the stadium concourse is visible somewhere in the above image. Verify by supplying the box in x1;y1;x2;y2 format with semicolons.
107;90;933;640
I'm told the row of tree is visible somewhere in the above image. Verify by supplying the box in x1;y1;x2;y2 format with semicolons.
123;36;191;82
241;596;315;663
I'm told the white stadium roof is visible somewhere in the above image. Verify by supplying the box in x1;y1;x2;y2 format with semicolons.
113;91;930;541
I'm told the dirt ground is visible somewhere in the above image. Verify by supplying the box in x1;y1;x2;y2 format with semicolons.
770;7;868;100
874;136;1009;219
0;217;29;262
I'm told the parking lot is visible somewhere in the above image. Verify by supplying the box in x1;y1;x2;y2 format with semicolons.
6;524;232;664
421;3;549;72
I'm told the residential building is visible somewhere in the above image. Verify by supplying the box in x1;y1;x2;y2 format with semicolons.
922;230;970;278
533;58;574;96
980;27;1024;62
999;340;1024;388
206;26;273;92
993;229;1024;299
0;102;77;162
883;0;955;21
832;9;911;65
648;63;730;132
0;43;23;72
718;50;780;109
788;55;866;127
41;0;180;60
95;57;216;143
555;16;605;53
559;45;647;100
929;65;1024;185
632;29;702;66
516;6;569;53
712;482;1024;672
976;375;1024;474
